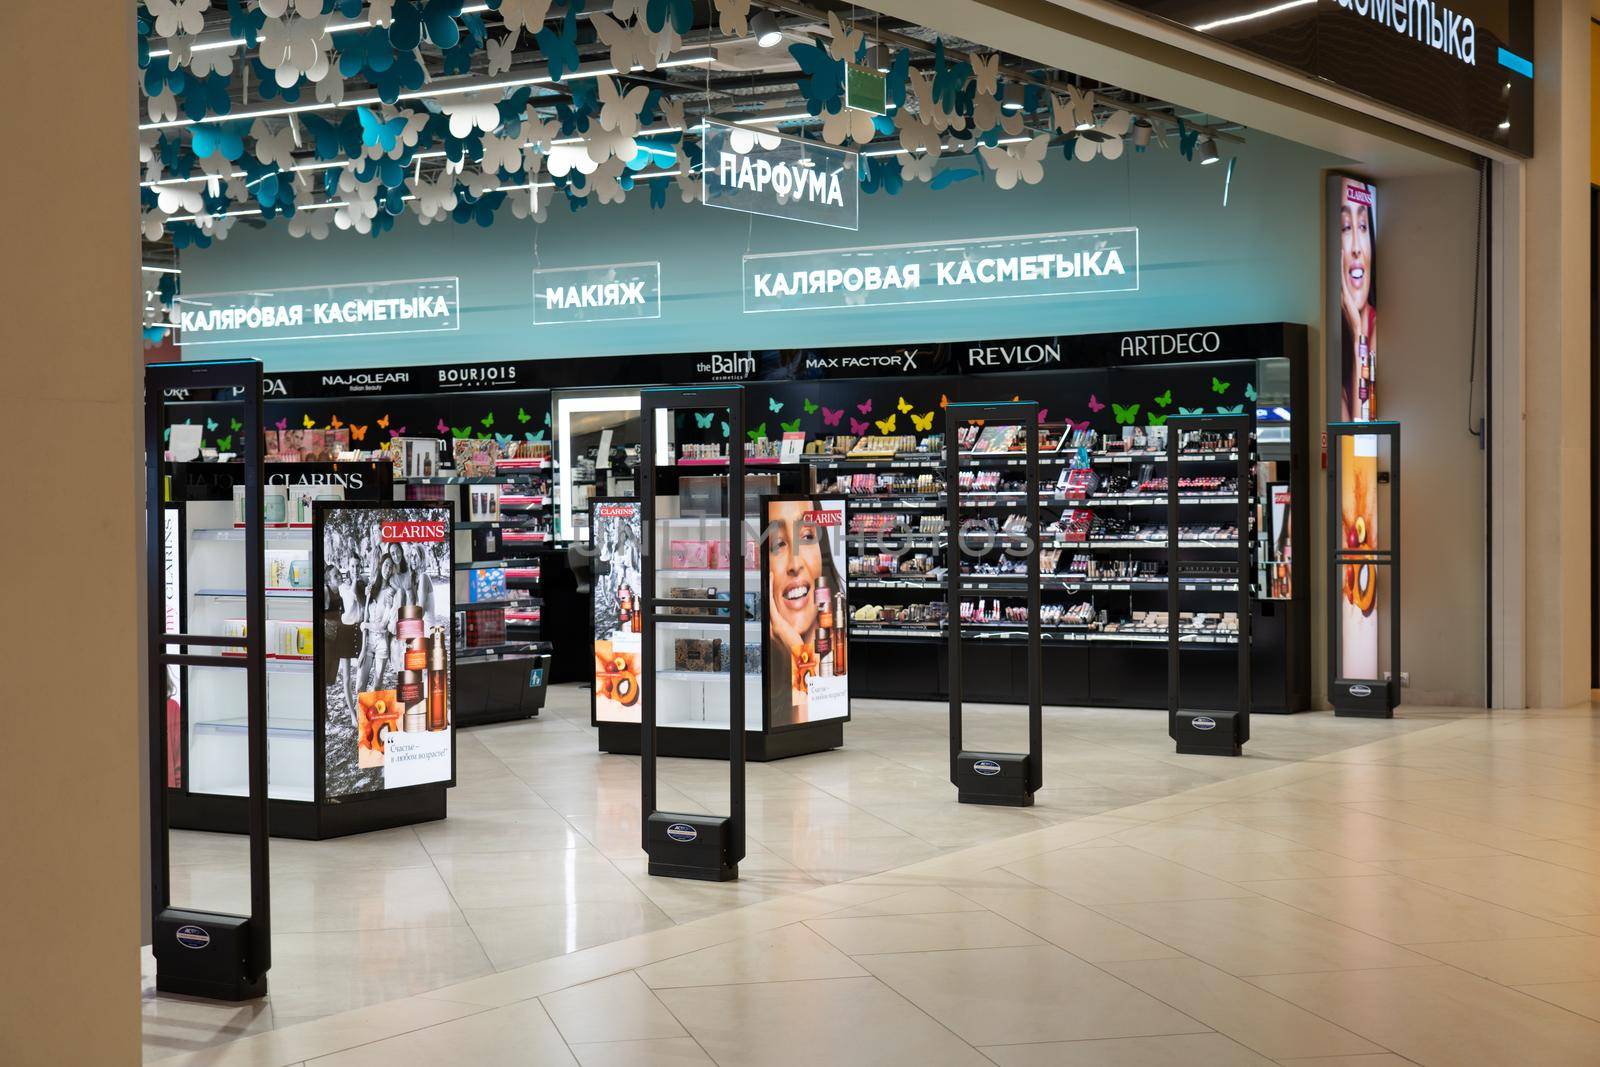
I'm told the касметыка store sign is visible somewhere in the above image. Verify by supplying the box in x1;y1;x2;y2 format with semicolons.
174;277;460;345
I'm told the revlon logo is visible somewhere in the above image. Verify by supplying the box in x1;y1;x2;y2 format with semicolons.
967;342;1061;368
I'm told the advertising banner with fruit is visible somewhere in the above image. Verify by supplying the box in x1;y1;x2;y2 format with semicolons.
591;499;644;724
316;503;454;796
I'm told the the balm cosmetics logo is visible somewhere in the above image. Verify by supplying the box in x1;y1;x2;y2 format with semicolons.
695;352;755;379
596;504;637;518
966;342;1061;368
666;823;698;843
1192;716;1217;731
381;520;448;543
1119;331;1222;359
175;925;211;950
439;365;519;387
1348;683;1373;698
802;510;843;526
973;759;1002;776
321;371;409;392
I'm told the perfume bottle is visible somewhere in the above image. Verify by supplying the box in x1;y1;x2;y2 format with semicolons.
427;627;448;731
617;584;634;631
814;577;833;677
399;669;425;733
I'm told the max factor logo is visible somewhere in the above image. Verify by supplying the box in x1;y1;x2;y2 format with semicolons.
1119;331;1222;359
967;342;1061;368
802;349;920;373
695;352;755;379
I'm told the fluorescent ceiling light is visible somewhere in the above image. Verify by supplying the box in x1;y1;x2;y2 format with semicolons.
147;4;495;58
1192;0;1315;34
141;265;182;273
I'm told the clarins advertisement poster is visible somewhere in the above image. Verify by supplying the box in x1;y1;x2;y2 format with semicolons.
1338;435;1380;680
316;504;454;795
763;497;850;729
1332;175;1378;422
591;499;644;725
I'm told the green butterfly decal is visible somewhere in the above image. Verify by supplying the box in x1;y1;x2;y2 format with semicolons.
1146;414;1167;427
205;418;218;432
1112;402;1140;426
1215;404;1244;415
526;430;547;442
229;418;243;432
1244;383;1258;402
720;421;730;439
481;413;495;429
452;426;473;439
780;418;801;433
1153;389;1172;409
216;435;233;452
748;423;767;441
517;407;532;424
803;398;819;415
1211;376;1229;394
1178;407;1205;416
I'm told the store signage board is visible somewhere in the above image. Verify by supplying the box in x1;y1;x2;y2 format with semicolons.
533;262;661;325
845;66;887;115
174;277;460;346
702;120;860;230
743;229;1139;314
1111;0;1533;155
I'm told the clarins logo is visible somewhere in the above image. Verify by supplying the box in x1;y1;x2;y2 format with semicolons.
381;520;448;542
268;471;366;490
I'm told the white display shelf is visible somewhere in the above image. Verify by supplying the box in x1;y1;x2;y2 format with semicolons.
656;567;758;578
657;670;762;683
195;588;314;599
192;715;314;738
191;527;312;542
185;656;314;674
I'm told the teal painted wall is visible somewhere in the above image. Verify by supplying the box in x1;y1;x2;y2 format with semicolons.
179;131;1337;370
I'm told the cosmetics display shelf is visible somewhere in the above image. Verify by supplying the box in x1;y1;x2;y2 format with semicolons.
852;624;1239;645
191;527;311;542
456;557;540;571
457;640;542;661
191;714;315;737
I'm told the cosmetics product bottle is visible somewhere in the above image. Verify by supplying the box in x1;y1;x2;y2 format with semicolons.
813;577;833;677
427;627;448;731
398;669;425;733
617;584;634;631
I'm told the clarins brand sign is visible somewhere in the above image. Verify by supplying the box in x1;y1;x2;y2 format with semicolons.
1112;0;1533;154
174;277;461;345
744;229;1139;314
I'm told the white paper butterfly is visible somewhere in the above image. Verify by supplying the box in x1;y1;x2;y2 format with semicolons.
1074;109;1133;161
674;145;699;203
485;34;516;77
902;147;939;183
156;184;203;215
413;175;458;220
1063;86;1096;131
197;212;237;240
978;133;1050;190
728;126;782;154
188;44;235;79
585;123;637;165
644;26;680;71
825;11;863;64
496;0;554;33
612;0;646;21
715;0;752;37
314;65;345;104
148;0;209;39
369;0;396;27
821;105;876;146
546;144;600;178
508;182;548;222
660;98;686;135
895;107;938;155
164;36;194;68
971;91;1001;133
442;91;505;139
592;15;649;75
971;54;1001;96
147;89;179;123
522;113;560;154
259;15;330;88
480;131;524;174
252;119;298;170
592;156;629;204
597;75;649;135
141;209;169;241
139;129;161;164
288;206;332;240
460;171;500;198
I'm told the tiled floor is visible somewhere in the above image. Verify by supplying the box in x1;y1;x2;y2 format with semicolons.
141;690;1600;1065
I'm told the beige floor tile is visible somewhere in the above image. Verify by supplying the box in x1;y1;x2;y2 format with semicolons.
858;943;1202;1046
613;849;825;923
1269;1057;1417;1067
1512;980;1600;1023
1379;853;1600;919
461;899;675;971
1252;965;1600;1067
1238;874;1574;944
1506;838;1600;875
431;846;650;910
569;1037;715;1066
413;808;585;855
167;863;465;935
955;885;1183;962
1095;897;1431;977
265;927;494;1021
1556;914;1600;934
1101;958;1382;1060
305;998;575;1066
1403;792;1600;839
1110;822;1307;863
541;972;685;1044
1411;936;1600;985
826;886;988;918
759;829;948;884
1221;811;1505;862
1166;849;1378;883
1003;845;1255;906
637;922;866;989
656;976;991;1067
979;1032;1278;1066
805;909;1042;955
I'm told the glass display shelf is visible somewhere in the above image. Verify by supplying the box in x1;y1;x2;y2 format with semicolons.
194;588;314;599
190;527;312;542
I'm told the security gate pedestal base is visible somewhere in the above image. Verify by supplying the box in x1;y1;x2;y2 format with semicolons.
954;751;1034;807
1171;710;1245;758
1332;679;1396;718
645;812;737;881
153;908;267;1001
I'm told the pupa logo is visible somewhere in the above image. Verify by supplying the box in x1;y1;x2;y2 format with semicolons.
1191;716;1217;731
666;823;698;843
973;759;1002;776
175;925;210;950
262;378;288;397
1348;684;1372;698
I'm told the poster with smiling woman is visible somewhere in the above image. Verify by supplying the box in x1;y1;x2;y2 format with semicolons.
762;496;850;729
1334;174;1377;422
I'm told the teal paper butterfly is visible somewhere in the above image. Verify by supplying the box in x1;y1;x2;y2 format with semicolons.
1178;407;1205;416
205;418;218;432
190;120;250;161
1112;402;1140;426
645;0;695;34
787;42;845;114
358;107;409;153
1177;118;1200;161
525;430;547;442
536;6;581;83
1244;383;1258;402
767;396;784;413
694;411;714;429
720;421;730;439
1215;404;1244;415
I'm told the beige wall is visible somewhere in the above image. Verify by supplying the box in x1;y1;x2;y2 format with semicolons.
0;4;143;1063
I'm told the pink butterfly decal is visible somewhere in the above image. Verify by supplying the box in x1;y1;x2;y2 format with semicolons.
1037;409;1049;423
274;418;287;431
1068;419;1090;434
1086;394;1106;413
389;427;406;438
849;417;870;436
821;406;845;427
436;419;449;434
856;399;873;415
